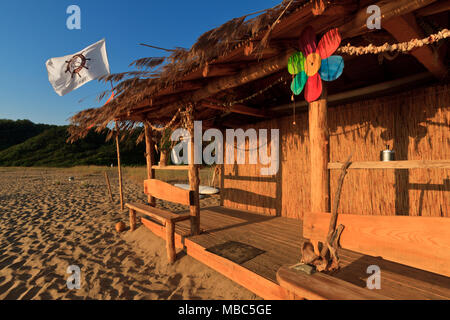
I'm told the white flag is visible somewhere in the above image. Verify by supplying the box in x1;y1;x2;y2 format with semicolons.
46;39;110;96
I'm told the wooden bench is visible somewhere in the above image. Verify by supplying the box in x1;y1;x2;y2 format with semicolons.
277;212;450;299
126;179;194;264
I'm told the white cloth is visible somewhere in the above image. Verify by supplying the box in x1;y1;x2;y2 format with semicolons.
46;39;110;96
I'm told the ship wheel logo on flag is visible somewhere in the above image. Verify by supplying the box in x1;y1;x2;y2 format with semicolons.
288;26;344;102
65;53;91;78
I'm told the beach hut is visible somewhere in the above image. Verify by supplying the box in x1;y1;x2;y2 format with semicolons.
69;0;450;299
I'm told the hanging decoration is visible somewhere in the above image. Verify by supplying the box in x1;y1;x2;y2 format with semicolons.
145;108;181;132
311;0;326;16
288;26;344;103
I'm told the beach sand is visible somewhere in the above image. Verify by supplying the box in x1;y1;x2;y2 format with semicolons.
0;168;259;300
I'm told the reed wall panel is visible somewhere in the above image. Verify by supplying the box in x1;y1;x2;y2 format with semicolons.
222;84;449;219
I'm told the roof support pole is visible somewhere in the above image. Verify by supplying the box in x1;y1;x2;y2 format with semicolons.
308;91;330;254
115;122;124;211
187;109;201;235
144;122;156;206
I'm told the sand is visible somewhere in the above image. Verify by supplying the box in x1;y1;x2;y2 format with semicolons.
0;168;259;300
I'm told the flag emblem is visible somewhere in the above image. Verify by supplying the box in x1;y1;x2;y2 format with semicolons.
65;53;91;78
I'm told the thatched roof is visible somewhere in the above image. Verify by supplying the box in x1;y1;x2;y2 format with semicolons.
68;0;449;141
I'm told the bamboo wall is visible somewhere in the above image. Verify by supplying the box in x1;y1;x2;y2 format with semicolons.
222;83;450;219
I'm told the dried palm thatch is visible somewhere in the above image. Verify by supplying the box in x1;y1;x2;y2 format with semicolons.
68;0;310;142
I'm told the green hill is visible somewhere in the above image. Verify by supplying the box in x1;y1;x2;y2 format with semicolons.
0;122;146;167
0;119;53;151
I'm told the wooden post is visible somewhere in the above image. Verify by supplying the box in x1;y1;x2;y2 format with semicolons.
115;122;124;211
188;116;201;236
308;95;330;254
166;221;176;264
104;171;114;202
129;208;136;231
144;122;156;206
309;98;330;212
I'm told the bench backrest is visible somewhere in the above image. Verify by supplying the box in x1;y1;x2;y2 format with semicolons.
303;212;450;277
144;179;194;206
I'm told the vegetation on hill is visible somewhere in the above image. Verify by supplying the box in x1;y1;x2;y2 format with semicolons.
0;121;146;167
0;119;53;151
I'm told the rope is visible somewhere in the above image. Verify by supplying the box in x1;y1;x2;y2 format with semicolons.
145;108;181;132
209;76;287;109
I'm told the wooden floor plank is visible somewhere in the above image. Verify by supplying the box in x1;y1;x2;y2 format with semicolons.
140;206;450;300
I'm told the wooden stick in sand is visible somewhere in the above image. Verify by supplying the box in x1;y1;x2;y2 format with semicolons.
104;171;114;202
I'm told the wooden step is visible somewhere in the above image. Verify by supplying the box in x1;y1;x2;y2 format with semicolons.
277;265;389;300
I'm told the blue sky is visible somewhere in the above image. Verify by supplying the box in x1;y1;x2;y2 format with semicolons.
0;0;280;125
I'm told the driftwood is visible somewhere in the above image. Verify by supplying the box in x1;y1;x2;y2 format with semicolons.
210;165;222;187
320;154;352;271
301;154;352;272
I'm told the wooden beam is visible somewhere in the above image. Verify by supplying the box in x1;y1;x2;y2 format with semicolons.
303;212;450;277
416;1;450;16
121;94;184;117
383;13;447;79
329;160;450;170
156;81;205;96
270;72;433;112
184;51;294;105
339;0;436;39
202;63;239;78
144;123;156;206
125;53;282;117
266;2;313;39
202;101;268;118
243;44;281;58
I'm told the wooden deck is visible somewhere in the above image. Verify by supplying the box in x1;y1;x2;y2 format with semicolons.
139;206;450;300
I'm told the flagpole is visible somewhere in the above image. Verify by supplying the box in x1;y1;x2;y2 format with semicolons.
115;120;124;211
110;80;124;211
